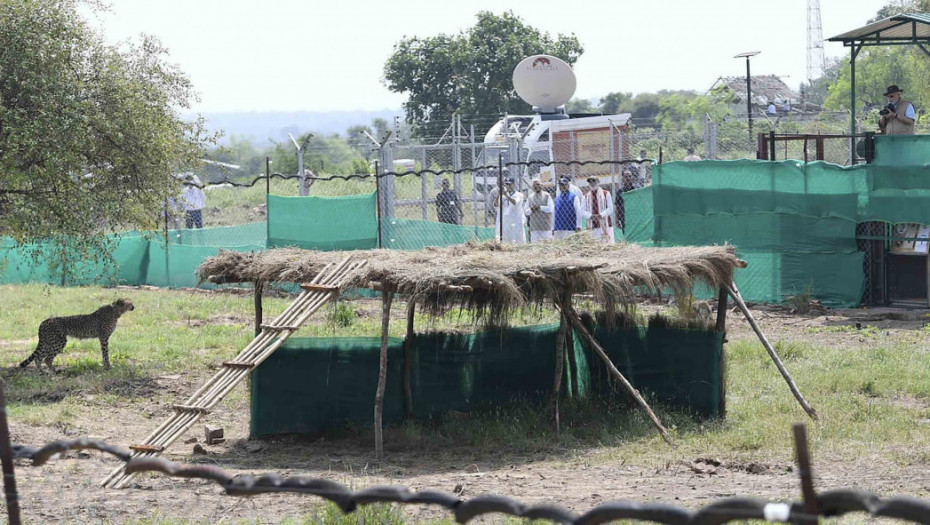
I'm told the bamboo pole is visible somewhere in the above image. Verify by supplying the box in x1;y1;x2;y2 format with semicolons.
725;283;818;420
551;313;567;438
375;290;394;460
558;301;675;446
0;380;21;525
715;287;728;333
403;299;416;421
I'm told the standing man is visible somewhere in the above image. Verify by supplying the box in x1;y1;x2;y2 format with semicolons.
494;177;526;244
583;177;615;244
615;169;636;234
684;148;702;161
436;178;463;225
879;85;916;135
524;178;554;242
181;174;206;229
553;176;582;240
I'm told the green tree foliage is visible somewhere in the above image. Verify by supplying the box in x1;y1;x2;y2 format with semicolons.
383;11;583;137
565;98;595;114
0;0;210;247
599;92;632;115
824;0;930;126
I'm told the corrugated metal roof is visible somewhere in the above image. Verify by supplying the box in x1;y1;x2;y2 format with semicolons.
828;13;930;42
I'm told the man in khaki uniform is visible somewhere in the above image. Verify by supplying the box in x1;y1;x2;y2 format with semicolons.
879;85;916;135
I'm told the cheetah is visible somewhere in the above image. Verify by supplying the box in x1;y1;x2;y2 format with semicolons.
19;299;135;372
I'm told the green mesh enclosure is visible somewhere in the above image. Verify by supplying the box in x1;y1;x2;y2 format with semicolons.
266;193;377;250
637;145;930;306
0;223;265;287
381;219;495;250
249;323;724;437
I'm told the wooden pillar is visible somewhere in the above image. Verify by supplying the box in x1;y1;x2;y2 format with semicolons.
253;280;263;337
715;287;727;333
550;314;567;438
715;286;728;418
403;299;416;421
374;290;394;460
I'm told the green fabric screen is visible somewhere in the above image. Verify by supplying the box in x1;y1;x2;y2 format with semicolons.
0;223;266;288
641;151;930;306
267;193;377;250
250;323;724;437
381;218;495;250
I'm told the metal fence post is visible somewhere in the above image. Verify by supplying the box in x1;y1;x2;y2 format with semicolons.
498;153;504;242
0;380;21;525
374;161;383;249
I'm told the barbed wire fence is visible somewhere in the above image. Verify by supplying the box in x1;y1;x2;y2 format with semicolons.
3;418;930;522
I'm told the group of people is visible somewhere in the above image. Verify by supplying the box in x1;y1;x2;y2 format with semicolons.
491;175;616;245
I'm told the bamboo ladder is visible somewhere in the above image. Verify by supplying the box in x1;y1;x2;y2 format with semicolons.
102;256;366;489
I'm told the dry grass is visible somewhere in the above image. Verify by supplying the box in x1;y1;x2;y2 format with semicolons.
198;237;743;326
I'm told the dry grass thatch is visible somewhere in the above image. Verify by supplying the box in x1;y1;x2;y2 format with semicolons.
197;236;745;326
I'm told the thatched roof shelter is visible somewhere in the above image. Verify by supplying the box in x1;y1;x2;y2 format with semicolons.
195;238;820;453
197;238;746;326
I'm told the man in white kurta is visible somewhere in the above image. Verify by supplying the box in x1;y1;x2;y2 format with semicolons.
524;179;554;242
583;177;615;244
494;178;526;244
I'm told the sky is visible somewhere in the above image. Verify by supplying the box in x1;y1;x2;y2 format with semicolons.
91;0;888;113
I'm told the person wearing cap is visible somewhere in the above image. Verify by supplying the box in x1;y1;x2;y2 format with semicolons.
583;177;615;244
494;177;526;244
181;173;206;229
684;148;701;162
553;176;582;240
879;85;915;135
524;178;554;242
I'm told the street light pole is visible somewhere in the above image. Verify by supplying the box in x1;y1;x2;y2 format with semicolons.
735;51;760;156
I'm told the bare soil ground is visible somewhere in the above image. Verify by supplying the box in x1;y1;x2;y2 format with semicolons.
5;301;930;523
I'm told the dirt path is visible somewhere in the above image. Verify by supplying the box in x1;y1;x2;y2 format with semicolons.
6;303;930;522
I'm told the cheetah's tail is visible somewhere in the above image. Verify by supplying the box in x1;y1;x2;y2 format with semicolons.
18;352;37;368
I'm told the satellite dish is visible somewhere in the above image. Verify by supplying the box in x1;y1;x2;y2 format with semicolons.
512;55;576;114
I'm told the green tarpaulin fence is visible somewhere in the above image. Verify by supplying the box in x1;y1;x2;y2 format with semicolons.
250;322;724;437
0;224;265;287
267;193;378;250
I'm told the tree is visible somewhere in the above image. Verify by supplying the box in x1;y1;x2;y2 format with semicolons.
823;0;930;124
383;11;583;138
565;98;595;114
0;0;210;251
599;92;632;115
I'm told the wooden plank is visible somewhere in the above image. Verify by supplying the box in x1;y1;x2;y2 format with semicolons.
221;361;256;369
299;283;340;292
172;405;210;414
129;444;165;453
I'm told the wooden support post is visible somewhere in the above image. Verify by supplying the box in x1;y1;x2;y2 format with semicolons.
715;287;728;333
725;283;818;420
558;301;674;446
374;290;394;460
793;423;820;525
0;380;21;525
550;314;567;438
715;286;728;418
403;299;416;421
254;280;263;337
565;321;578;398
